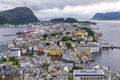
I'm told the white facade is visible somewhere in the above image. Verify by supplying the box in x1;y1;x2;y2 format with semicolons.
9;48;21;58
73;69;105;80
90;46;100;53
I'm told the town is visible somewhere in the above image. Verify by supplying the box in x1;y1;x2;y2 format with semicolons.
0;21;119;80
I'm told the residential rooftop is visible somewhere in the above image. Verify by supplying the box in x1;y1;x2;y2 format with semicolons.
73;69;105;76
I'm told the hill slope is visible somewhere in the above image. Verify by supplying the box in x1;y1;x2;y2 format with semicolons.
92;12;120;20
0;7;39;24
50;18;79;23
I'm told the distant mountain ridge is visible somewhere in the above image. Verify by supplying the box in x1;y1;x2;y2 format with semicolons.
50;18;96;25
50;18;79;23
92;12;120;20
0;7;39;24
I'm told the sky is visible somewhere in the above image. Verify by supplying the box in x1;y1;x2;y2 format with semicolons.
0;0;120;20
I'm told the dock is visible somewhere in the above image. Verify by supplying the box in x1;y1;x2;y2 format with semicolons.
103;46;120;49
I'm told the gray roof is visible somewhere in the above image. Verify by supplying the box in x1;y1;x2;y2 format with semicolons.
76;47;90;54
74;69;104;76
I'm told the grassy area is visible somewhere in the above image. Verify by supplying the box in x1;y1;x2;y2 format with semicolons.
0;57;23;67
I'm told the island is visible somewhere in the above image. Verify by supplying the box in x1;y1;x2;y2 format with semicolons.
92;12;120;20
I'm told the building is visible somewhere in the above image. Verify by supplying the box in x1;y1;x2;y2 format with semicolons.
0;43;8;57
73;69;105;80
75;30;88;38
9;48;21;58
80;43;100;53
75;47;91;57
49;49;63;56
0;63;20;80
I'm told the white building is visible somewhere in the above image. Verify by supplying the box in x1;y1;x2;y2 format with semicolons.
73;69;105;80
9;48;21;58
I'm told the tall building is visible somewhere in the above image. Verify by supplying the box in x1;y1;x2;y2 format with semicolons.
0;43;8;53
0;42;8;57
73;69;105;80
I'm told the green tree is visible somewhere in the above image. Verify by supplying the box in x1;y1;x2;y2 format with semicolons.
12;60;19;66
81;27;94;36
2;58;7;62
77;38;84;44
69;78;73;80
25;52;33;56
62;36;71;41
66;42;72;49
93;37;98;42
9;57;16;62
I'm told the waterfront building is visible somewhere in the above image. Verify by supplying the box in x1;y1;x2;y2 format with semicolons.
80;43;100;53
75;47;91;57
73;69;105;80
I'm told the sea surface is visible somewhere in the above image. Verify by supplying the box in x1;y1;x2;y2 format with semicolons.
0;28;27;42
0;21;120;72
91;20;120;72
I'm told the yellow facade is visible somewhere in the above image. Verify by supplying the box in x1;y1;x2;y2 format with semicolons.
49;49;63;55
75;31;88;36
74;48;91;57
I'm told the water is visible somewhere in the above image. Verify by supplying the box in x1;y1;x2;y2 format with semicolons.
91;20;120;72
0;28;27;42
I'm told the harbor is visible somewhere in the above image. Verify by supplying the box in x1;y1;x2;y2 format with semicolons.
0;20;120;80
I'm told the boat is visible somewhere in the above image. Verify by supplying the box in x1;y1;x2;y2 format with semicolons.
89;56;95;62
16;29;35;35
16;31;25;34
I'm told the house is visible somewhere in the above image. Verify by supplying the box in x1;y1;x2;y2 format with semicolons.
48;49;63;56
51;69;68;80
75;47;91;57
19;61;34;68
80;43;100;53
8;48;21;58
75;30;88;39
0;43;8;57
40;69;68;80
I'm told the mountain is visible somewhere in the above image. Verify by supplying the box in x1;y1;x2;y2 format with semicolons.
0;7;39;24
65;18;79;23
50;18;79;23
92;12;120;20
50;18;96;25
50;18;64;22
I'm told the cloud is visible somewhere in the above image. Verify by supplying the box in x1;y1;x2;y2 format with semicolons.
35;0;120;19
0;0;120;19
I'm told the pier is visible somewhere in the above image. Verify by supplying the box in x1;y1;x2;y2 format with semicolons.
103;45;120;49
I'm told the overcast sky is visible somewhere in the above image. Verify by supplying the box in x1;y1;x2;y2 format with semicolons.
0;0;120;20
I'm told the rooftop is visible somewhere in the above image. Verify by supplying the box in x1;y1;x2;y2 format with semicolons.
74;69;104;76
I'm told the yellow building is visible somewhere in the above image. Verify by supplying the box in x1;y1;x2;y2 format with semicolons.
49;49;63;56
75;31;88;38
74;47;91;57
